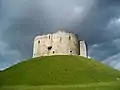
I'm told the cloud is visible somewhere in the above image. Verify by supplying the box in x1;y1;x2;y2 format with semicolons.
103;52;120;70
42;0;95;29
0;0;96;60
0;41;22;70
0;0;120;70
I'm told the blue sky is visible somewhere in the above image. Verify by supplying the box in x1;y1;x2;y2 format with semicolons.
0;0;120;70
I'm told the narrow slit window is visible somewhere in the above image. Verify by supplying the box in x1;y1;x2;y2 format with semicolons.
53;51;55;54
38;40;40;44
69;36;71;40
49;35;50;39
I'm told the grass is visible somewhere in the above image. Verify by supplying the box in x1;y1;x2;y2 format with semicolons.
0;55;120;90
0;81;120;90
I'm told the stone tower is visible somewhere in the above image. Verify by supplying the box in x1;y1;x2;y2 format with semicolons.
79;40;88;57
33;31;88;58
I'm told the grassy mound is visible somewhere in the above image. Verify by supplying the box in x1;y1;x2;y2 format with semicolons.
0;55;120;86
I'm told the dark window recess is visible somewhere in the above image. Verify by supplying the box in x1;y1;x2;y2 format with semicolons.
38;40;40;43
49;35;50;39
53;51;55;54
60;38;62;41
48;46;52;50
69;36;71;40
70;51;72;53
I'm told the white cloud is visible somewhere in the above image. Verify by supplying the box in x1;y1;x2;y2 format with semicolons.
107;18;120;33
103;53;120;70
113;38;120;49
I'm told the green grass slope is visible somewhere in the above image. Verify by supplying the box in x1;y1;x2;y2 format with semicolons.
1;82;120;90
0;55;120;86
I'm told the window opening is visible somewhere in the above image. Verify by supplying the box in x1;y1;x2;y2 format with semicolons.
38;40;40;44
49;35;50;39
48;46;52;50
60;37;62;42
69;36;71;40
53;51;55;54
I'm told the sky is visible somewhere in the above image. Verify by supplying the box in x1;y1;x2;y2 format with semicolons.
0;0;120;70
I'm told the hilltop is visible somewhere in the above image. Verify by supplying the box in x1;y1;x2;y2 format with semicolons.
0;55;120;86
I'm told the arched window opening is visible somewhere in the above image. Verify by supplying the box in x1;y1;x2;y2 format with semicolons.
69;36;71;40
49;35;50;39
38;40;40;44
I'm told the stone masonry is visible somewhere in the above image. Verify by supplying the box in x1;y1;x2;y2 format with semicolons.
33;31;88;58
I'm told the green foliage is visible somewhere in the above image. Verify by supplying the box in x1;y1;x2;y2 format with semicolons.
0;55;120;86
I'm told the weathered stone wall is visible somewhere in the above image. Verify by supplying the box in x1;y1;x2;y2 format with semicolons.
79;40;88;57
33;31;79;57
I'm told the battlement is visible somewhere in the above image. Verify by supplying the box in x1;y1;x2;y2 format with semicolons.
33;31;88;58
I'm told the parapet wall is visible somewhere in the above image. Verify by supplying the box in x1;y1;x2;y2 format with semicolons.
33;31;79;57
